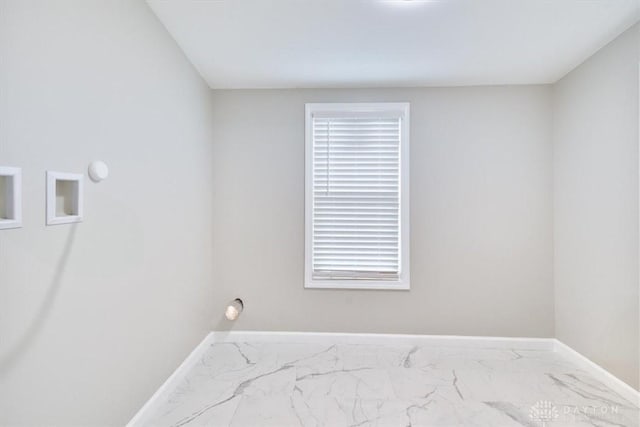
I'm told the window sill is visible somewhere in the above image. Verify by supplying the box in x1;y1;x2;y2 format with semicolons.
304;279;410;291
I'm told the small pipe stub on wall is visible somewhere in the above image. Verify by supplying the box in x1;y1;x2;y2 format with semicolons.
225;298;244;321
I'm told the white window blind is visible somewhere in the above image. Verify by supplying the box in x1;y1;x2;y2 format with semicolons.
305;103;410;290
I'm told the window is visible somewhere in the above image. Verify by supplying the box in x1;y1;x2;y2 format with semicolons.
305;103;410;290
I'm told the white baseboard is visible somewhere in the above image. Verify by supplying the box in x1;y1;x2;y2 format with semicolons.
127;332;639;425
127;332;216;427
553;339;640;407
211;330;555;350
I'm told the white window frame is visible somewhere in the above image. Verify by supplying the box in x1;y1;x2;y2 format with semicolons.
305;102;410;290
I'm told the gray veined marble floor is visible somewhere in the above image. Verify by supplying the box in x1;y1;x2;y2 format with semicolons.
141;341;639;427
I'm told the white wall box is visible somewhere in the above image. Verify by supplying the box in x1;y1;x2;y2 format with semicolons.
46;171;84;225
0;167;22;230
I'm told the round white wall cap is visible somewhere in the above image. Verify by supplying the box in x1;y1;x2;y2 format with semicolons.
88;161;109;182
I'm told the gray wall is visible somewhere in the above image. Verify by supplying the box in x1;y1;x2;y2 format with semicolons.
0;0;215;425
211;86;554;338
553;23;640;390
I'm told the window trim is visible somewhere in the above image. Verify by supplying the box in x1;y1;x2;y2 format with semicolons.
304;102;410;290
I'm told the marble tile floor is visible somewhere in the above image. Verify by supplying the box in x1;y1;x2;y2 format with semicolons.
141;341;639;427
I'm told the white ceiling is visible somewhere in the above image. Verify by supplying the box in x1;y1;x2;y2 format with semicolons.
147;0;640;89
